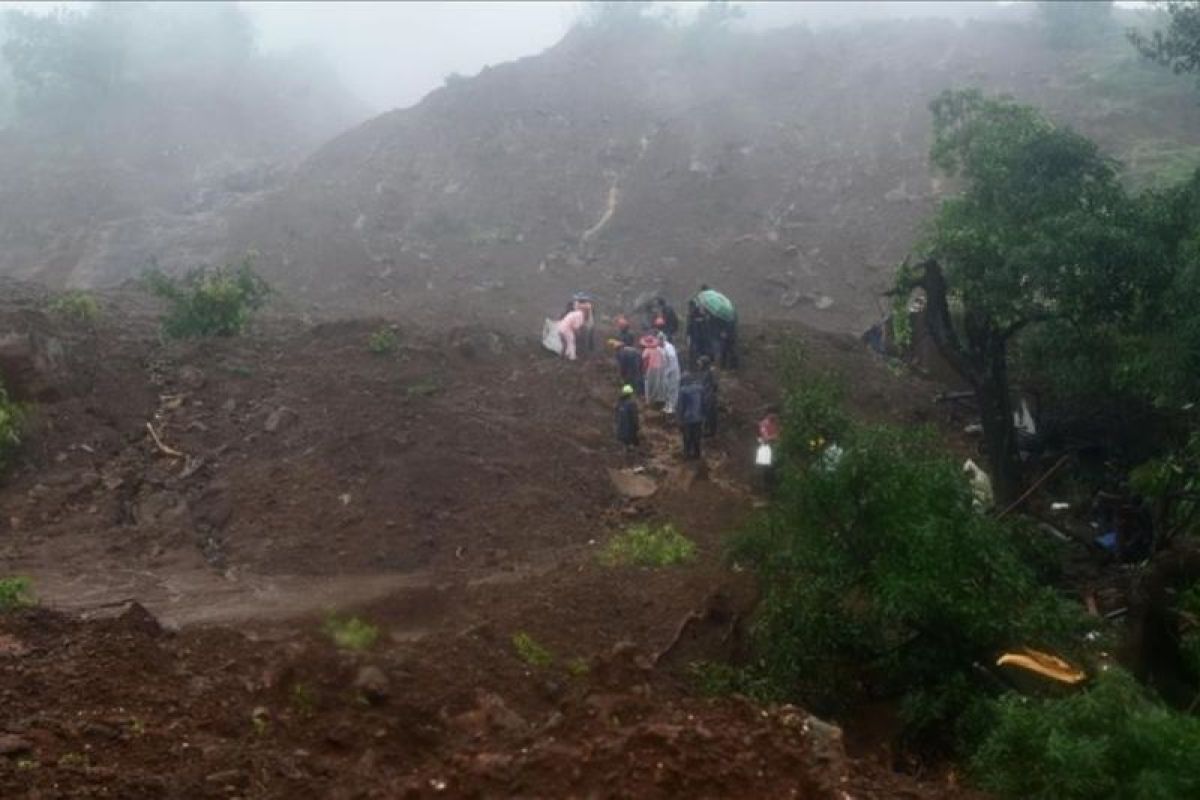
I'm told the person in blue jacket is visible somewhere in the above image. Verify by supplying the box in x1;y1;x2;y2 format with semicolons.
677;377;705;460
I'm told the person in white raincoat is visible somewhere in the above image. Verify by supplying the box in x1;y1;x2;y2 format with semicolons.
641;334;668;407
660;332;681;415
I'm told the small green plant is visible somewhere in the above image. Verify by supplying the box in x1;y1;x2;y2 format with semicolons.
566;656;590;677
0;381;24;472
143;255;270;338
367;327;399;355
290;682;317;717
511;631;554;668
600;523;696;568
406;377;440;398
0;577;33;611
322;614;380;651
687;661;778;703
47;290;100;323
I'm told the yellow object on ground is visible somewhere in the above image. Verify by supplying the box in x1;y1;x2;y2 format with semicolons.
996;648;1087;685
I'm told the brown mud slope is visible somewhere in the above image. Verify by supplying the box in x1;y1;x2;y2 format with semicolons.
0;284;978;797
233;15;1200;334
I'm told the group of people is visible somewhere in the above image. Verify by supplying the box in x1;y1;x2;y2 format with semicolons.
605;292;729;461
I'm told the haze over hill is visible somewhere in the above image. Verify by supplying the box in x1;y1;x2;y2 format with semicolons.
1;2;1197;337
230;4;1200;333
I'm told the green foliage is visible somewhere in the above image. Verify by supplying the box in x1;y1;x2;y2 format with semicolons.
0;576;33;611
322;615;379;652
922;89;1146;334
143;257;270;338
366;327;398;355
511;631;553;668
1130;1;1200;78
687;661;779;703
0;381;25;474
732;371;1088;743
972;668;1200;799
1181;583;1200;680
405;377;440;399
600;523;696;568
47;290;99;323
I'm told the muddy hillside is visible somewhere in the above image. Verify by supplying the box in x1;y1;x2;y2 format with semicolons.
230;14;1200;333
0;281;976;797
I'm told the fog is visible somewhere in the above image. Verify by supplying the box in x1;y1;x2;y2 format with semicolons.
0;1;1057;120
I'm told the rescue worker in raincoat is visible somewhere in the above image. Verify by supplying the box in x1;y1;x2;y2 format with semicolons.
641;334;668;407
615;384;640;451
558;308;586;361
660;331;681;416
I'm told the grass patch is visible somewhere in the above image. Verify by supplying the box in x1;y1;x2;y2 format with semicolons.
367;327;399;355
0;577;33;611
47;290;100;323
687;661;778;702
322;614;380;651
406;377;440;398
600;522;696;568
511;631;554;668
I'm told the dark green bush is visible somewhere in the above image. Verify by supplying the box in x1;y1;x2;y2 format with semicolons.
972;667;1200;799
732;367;1089;745
143;257;270;338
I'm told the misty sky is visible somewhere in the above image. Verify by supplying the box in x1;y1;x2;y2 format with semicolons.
1;2;1150;115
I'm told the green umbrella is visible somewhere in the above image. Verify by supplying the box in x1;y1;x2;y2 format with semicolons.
696;289;736;322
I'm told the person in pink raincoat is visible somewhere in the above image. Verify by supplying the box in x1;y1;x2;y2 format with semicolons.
558;308;586;361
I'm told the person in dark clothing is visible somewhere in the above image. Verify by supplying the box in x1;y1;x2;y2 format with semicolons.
615;385;640;451
615;342;644;396
615;316;637;347
656;298;680;342
714;316;739;369
677;378;705;460
686;300;710;369
698;356;719;437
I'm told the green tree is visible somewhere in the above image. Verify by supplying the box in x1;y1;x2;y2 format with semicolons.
1130;1;1200;76
733;366;1086;745
896;90;1152;503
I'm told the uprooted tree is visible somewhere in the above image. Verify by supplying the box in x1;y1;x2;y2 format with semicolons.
894;89;1152;504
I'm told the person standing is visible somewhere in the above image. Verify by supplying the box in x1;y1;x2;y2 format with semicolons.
557;308;586;361
699;356;719;437
677;378;705;460
686;299;710;369
615;315;636;347
641;334;667;408
660;332;681;416
656;297;680;342
575;295;595;356
615;384;640;452
616;340;644;397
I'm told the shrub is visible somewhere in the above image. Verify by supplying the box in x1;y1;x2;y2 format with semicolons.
511;631;553;668
0;382;25;474
600;522;696;567
322;614;379;651
0;577;33;611
47;290;99;323
972;668;1200;799
732;366;1089;745
143;256;270;338
367;327;398;355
